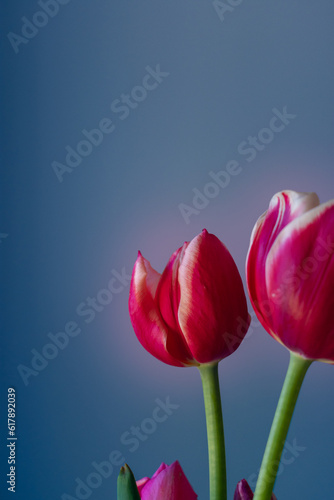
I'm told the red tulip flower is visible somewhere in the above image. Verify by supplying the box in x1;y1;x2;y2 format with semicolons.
136;461;197;499
246;190;334;362
129;229;250;367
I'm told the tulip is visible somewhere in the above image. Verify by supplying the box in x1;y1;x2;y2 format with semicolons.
246;190;334;500
234;479;277;500
117;464;141;500
136;461;197;500
246;189;334;362
129;229;250;500
129;229;250;366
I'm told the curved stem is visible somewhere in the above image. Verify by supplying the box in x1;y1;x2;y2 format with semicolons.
253;352;312;500
198;363;227;500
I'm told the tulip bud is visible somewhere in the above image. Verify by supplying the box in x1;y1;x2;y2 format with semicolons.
129;229;250;366
136;461;197;499
246;190;334;362
234;479;277;500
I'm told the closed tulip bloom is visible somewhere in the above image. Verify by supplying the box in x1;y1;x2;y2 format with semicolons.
234;479;277;500
129;229;250;367
246;190;334;362
136;461;197;500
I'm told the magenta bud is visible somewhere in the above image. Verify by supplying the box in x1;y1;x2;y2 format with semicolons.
136;461;197;499
234;479;277;500
129;230;250;367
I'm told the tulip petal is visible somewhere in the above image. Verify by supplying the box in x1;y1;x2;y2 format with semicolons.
150;462;168;478
266;199;334;361
178;229;250;363
129;252;186;367
233;479;254;500
136;465;168;495
136;477;150;495
247;191;319;336
139;461;198;500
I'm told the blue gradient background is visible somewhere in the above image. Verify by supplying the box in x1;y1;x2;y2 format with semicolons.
1;1;334;499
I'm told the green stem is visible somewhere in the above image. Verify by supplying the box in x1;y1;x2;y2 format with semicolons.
253;352;312;500
198;363;227;500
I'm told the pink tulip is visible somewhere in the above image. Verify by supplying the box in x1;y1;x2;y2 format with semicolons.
129;229;250;366
246;190;334;362
234;479;277;500
136;461;197;499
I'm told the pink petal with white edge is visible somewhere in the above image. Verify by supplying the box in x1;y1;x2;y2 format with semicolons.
129;252;186;367
139;461;198;500
266;199;334;361
178;229;250;364
247;191;319;335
